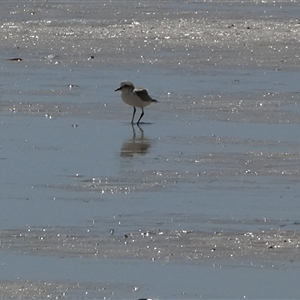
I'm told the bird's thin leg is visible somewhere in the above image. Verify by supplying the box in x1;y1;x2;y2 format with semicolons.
131;107;136;124
137;108;144;125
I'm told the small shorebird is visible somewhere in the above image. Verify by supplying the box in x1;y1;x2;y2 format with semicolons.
115;81;158;124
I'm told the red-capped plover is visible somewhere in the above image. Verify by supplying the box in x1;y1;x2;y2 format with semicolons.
115;81;158;124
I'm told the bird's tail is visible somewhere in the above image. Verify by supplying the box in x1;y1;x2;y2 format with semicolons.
152;99;159;103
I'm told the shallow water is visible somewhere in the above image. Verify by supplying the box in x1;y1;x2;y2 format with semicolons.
1;251;300;299
1;1;300;299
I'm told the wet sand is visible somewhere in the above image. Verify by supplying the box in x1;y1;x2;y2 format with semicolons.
1;1;300;299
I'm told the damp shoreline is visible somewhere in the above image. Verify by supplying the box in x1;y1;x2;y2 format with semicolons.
1;1;300;299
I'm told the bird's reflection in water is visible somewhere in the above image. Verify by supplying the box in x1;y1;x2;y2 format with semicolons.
120;125;152;157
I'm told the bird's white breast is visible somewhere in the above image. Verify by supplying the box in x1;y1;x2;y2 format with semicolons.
121;89;151;108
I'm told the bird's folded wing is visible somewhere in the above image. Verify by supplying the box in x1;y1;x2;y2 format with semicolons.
134;88;152;102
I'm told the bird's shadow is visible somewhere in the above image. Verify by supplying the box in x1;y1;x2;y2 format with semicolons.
122;122;154;126
132;122;154;126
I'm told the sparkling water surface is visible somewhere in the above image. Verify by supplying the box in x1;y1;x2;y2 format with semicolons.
1;1;300;299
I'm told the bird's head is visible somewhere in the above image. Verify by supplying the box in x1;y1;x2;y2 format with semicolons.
115;81;135;92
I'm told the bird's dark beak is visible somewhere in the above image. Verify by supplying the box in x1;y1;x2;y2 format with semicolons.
115;87;121;91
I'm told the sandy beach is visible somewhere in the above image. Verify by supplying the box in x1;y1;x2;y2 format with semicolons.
1;1;300;299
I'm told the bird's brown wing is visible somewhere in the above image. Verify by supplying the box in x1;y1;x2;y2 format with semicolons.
134;88;157;102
